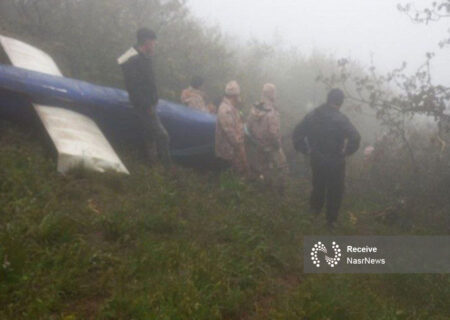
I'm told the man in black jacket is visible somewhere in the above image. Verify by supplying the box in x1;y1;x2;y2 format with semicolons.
118;28;171;166
293;89;360;228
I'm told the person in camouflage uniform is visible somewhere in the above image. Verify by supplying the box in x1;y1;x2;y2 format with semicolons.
215;81;249;174
180;76;210;113
246;83;288;190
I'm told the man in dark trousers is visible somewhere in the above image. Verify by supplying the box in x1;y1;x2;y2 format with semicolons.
293;89;360;228
118;28;171;167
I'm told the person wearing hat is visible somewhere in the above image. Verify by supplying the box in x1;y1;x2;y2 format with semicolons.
215;81;249;174
246;83;288;192
292;88;360;228
118;27;171;167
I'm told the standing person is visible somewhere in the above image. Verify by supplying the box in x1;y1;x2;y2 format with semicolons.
215;81;249;174
118;28;171;167
180;76;210;113
246;83;288;191
292;89;360;228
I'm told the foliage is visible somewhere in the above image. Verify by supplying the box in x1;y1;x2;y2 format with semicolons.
0;119;449;319
399;0;450;48
0;1;449;316
0;0;350;174
0;0;336;124
0;0;233;98
314;1;450;204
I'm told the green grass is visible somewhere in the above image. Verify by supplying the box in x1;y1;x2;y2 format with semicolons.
0;121;449;320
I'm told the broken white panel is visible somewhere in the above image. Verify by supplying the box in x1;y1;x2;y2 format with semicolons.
0;35;129;174
0;35;62;76
35;105;129;174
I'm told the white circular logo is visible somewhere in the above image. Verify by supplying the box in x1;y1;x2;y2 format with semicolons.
311;241;342;268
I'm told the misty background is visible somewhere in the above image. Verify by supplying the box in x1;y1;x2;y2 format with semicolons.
189;0;450;85
0;2;449;318
0;0;449;200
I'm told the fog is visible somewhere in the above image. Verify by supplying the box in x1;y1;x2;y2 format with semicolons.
0;2;449;317
189;0;450;85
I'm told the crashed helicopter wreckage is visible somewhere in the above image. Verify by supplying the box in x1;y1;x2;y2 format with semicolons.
0;35;217;174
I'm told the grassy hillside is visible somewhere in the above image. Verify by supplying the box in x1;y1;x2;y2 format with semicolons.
0;120;448;320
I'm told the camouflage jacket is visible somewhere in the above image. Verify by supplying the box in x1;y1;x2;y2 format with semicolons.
247;102;281;152
215;97;245;161
180;87;209;113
